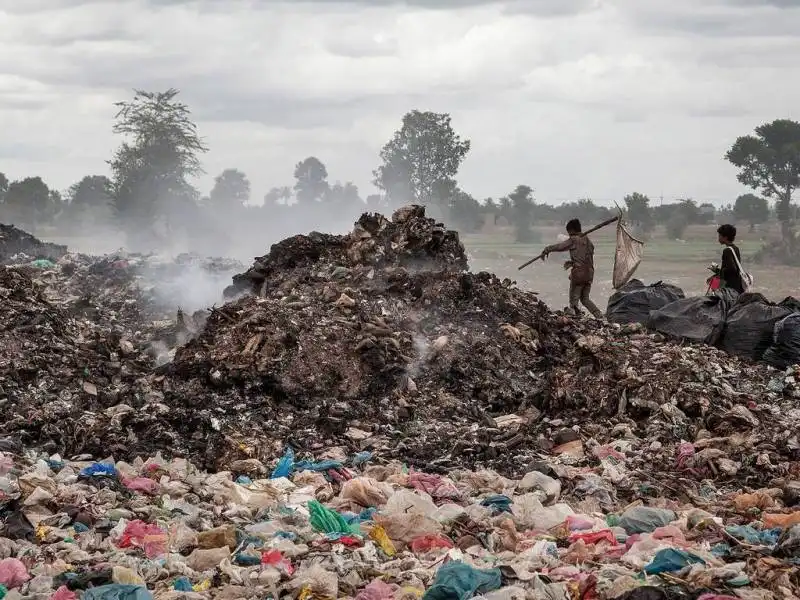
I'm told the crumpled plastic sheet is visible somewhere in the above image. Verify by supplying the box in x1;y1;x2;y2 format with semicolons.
422;561;502;600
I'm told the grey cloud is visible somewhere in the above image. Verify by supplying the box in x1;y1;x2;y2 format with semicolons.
0;141;60;162
324;37;399;59
724;0;800;7
624;2;800;37
0;0;101;13
138;0;596;16
0;94;52;111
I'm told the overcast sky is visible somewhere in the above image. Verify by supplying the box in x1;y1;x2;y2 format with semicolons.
0;0;797;206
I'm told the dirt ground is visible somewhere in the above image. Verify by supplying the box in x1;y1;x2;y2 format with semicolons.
464;223;799;311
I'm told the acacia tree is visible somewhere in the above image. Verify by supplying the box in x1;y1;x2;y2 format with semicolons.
726;119;800;243
373;110;470;207
107;89;207;250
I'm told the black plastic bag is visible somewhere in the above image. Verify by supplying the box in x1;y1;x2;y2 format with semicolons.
763;313;800;370
720;293;793;361
646;289;738;345
606;279;685;325
779;296;800;312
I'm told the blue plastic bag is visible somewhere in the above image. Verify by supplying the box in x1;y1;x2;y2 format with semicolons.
173;578;192;591
423;561;502;600
644;548;705;575
79;463;118;478
83;584;153;600
294;459;343;473
351;451;373;466
726;525;781;546
270;447;295;479
480;495;512;514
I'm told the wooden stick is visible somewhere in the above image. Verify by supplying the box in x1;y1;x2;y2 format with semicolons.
518;215;620;271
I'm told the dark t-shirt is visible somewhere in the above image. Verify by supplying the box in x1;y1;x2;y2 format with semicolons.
720;244;744;293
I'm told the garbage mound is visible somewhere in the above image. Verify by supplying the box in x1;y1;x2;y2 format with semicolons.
150;207;800;492
0;223;67;264
0;449;797;599
0;263;163;456
226;205;468;297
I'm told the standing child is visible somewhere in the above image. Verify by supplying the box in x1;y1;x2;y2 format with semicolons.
543;219;603;318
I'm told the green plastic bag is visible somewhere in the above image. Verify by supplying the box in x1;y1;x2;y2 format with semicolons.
308;500;356;536
30;259;56;269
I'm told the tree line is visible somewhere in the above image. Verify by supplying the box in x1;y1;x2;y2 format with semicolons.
0;89;797;257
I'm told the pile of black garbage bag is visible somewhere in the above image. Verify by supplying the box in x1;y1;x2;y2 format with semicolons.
607;279;800;369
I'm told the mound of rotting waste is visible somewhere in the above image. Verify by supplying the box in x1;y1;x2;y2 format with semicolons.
151;206;800;485
0;223;67;264
0;247;242;461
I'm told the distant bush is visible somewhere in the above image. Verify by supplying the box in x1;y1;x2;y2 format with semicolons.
665;214;688;240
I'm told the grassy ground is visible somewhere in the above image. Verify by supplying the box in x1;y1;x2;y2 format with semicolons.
463;223;796;311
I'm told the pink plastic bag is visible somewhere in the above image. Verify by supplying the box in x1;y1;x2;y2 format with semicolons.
0;558;29;588
123;476;160;495
117;519;168;558
408;472;461;501
568;529;616;545
51;586;78;600
355;579;396;600
565;515;595;531
409;534;454;553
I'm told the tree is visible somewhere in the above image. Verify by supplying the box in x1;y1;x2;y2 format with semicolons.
265;186;293;206
697;203;716;225
726;119;800;242
293;157;329;204
69;175;112;208
676;198;699;225
107;88;207;249
734;193;770;230
373;110;471;206
210;169;251;207
61;175;114;229
0;172;8;201
365;194;388;210
665;213;689;240
448;188;483;232
555;199;613;226
3;176;52;229
509;185;536;242
326;181;362;209
497;196;512;221
624;193;654;232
